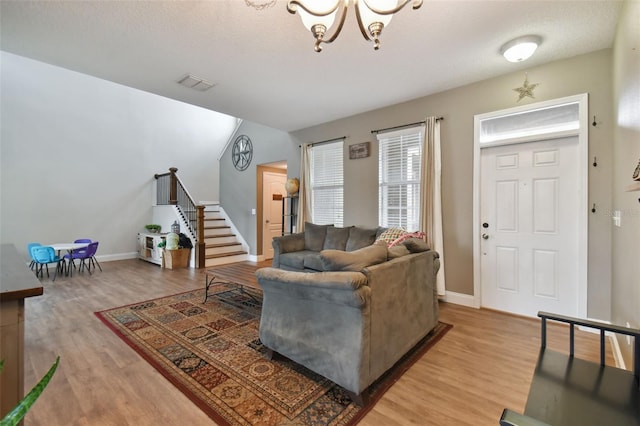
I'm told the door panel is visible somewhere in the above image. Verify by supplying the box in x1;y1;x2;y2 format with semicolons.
533;178;558;233
496;246;518;292
480;137;579;317
262;172;286;260
496;180;518;232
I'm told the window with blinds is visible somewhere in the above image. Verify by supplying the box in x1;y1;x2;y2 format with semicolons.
310;140;344;226
377;126;423;231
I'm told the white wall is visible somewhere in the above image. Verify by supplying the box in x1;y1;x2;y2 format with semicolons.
219;120;298;256
0;51;237;260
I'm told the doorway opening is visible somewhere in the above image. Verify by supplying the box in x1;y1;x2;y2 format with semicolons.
257;162;287;260
473;94;588;318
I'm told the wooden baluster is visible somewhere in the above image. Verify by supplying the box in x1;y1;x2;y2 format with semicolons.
196;205;205;268
169;167;178;205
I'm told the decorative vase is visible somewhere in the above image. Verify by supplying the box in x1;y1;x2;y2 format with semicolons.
285;177;300;196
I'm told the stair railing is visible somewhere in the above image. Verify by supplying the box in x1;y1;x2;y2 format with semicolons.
154;167;205;268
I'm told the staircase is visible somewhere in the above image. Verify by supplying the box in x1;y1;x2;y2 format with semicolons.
202;204;249;267
155;168;249;268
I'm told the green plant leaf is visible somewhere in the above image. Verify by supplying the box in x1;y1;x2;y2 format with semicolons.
0;356;60;426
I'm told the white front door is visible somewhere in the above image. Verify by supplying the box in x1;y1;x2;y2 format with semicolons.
262;172;286;260
480;137;580;317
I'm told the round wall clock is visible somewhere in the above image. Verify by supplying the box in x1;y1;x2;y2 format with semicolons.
232;135;253;171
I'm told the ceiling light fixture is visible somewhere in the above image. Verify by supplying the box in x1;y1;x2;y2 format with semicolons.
287;0;423;52
500;35;542;62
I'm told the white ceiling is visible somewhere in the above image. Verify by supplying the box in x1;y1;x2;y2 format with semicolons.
0;0;623;132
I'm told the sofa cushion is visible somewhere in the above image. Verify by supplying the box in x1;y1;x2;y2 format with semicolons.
304;222;329;251
303;252;324;271
402;237;430;253
323;226;352;251
346;227;379;252
387;244;411;259
320;242;388;272
279;250;318;270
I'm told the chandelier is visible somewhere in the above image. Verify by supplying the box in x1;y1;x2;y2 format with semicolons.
287;0;423;52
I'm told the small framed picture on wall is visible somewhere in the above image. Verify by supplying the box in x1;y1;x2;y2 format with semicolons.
349;142;370;160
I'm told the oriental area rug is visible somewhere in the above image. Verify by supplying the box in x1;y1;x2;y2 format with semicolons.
96;284;451;426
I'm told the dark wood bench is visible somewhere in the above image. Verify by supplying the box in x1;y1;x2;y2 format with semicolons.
501;311;640;426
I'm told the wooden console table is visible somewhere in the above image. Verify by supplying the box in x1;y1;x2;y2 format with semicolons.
0;244;43;419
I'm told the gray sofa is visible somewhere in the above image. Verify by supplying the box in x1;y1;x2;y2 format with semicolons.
256;227;440;404
271;222;386;272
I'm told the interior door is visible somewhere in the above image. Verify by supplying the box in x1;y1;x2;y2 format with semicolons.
262;172;286;260
480;137;580;317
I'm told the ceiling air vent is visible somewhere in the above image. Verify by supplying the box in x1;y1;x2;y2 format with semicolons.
176;74;215;92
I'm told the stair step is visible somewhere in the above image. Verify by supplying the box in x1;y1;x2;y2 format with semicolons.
204;227;233;237
206;247;242;256
206;242;241;249
205;250;247;259
204;235;237;244
204;232;235;237
204;232;235;239
205;242;242;255
204;253;249;267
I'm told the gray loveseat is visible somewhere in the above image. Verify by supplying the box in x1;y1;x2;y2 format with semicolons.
271;222;386;272
256;225;440;404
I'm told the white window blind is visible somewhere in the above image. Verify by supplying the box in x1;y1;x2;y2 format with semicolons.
377;126;423;231
310;140;344;226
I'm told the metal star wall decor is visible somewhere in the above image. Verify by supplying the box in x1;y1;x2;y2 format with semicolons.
513;73;539;102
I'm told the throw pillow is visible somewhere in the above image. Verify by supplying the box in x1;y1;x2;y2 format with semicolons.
323;226;352;250
402;237;430;253
320;242;388;272
388;230;426;247
304;222;329;251
375;227;407;247
345;227;379;252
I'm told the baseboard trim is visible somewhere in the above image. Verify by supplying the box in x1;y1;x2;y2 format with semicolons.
97;252;138;262
442;291;478;308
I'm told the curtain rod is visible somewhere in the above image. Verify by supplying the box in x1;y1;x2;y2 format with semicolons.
298;135;347;148
370;117;444;135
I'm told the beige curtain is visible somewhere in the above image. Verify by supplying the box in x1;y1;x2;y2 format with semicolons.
420;117;446;296
296;143;313;233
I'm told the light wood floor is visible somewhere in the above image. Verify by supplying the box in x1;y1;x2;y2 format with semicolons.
21;259;613;425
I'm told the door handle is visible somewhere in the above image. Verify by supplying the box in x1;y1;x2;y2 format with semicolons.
266;220;270;223
482;233;490;240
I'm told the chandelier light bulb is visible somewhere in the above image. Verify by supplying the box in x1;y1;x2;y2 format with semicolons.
297;0;338;31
